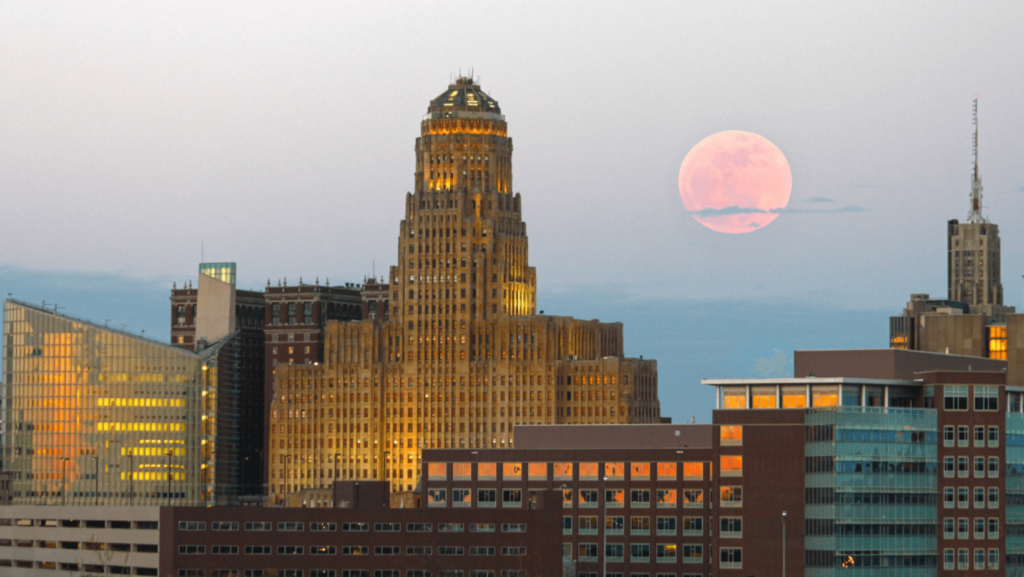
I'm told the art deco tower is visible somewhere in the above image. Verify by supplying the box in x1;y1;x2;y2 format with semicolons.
268;77;660;504
948;97;1007;315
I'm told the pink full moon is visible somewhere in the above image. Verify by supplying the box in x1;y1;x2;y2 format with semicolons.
678;130;792;234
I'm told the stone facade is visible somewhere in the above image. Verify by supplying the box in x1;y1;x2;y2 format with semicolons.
268;77;660;504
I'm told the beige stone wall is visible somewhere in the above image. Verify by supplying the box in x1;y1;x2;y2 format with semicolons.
195;273;235;344
918;314;989;357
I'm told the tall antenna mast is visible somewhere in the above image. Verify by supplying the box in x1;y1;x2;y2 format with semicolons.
967;95;986;223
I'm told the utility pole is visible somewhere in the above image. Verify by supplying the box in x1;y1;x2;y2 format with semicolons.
782;510;787;577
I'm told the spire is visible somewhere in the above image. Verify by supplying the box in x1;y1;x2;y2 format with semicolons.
967;95;986;223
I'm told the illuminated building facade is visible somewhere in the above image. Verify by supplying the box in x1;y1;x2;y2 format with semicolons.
2;299;245;506
268;77;661;504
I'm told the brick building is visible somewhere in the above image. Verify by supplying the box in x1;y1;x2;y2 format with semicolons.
268;76;661;504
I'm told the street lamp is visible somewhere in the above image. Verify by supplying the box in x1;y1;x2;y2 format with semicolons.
782;510;788;577
60;457;70;506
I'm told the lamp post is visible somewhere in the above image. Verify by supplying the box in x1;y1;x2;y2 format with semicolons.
60;457;69;506
782;510;787;577
603;476;608;577
91;456;98;506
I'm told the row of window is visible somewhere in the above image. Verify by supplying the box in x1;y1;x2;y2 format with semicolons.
943;456;1000;478
426;461;727;481
180;546;526;557
943;518;1000;540
179;522;520;534
179;570;532;577
425;487;742;508
944;385;999;411
943;425;1000;447
569;544;741;567
562;516;736;537
943;548;1000;571
942;487;1000;509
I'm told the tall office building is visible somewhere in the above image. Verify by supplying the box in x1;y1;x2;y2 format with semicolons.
1;299;246;506
948;97;1008;316
268;77;661;503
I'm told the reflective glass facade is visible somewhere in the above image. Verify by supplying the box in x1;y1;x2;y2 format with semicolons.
1;300;221;505
199;262;236;286
805;407;938;577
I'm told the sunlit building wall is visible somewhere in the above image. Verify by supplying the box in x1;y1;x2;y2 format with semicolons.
1;300;239;506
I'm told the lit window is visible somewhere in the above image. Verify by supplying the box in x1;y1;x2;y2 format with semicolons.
721;456;742;476
720;426;742;446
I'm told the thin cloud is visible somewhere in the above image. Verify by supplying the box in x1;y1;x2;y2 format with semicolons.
777;205;868;214
689;204;868;216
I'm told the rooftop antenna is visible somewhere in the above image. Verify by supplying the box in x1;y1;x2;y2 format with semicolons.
967;95;986;223
104;319;113;328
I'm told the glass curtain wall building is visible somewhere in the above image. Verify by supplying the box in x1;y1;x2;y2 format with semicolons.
805;407;938;576
1;300;237;506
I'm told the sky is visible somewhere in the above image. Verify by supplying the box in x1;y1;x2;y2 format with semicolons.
2;2;1022;421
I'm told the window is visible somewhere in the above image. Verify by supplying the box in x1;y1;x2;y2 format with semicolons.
310;546;336;555
975;425;986;446
278;546;303;555
944;487;954;508
721;517;742;538
562;489;573;508
975;456;986;477
178;545;206;555
682;463;703;480
244;546;271;555
470;546;495;556
310;572;334;577
501;547;526;556
503;489;522;508
631;517;651;535
579;489;598;507
453;463;471;480
579;543;598;562
958;518;969;539
958;426;969;446
943;548;954;570
989;457;999;478
944;457;955;478
563;516;573;535
579;517;599;535
211;522;238;531
943;518;954;539
720;548;742;569
720;456;742;476
631;544;651;562
975;548;985;570
989;548;1000;569
311;522;337;532
427;488;447;507
501;523;527;533
721;487;741;507
439;523;464;533
606;462;625;479
470;523;495;533
477;489;496;507
657;544;677;563
428;463;447;480
721;426;742;445
451;488;471;507
211;545;238;555
989;487;999;508
606;516;624;535
503;463;522;480
631;489;651;508
657;489;676;508
406;546;432;556
976;386;998;411
989;426;1000;447
959;456;969;477
579;463;598;480
373;523;399;532
944;425;955;447
656;463;676;480
631;463;651;480
374;546;401;556
659;517;679;536
975;518;986;539
179;521;206;531
605;544;624;562
946;385;968;410
606;489;624;507
406;523;432;532
973;487;984;508
959;487;969;508
478;463;497;480
682;545;702;563
278;522;304;531
554;463;573;480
